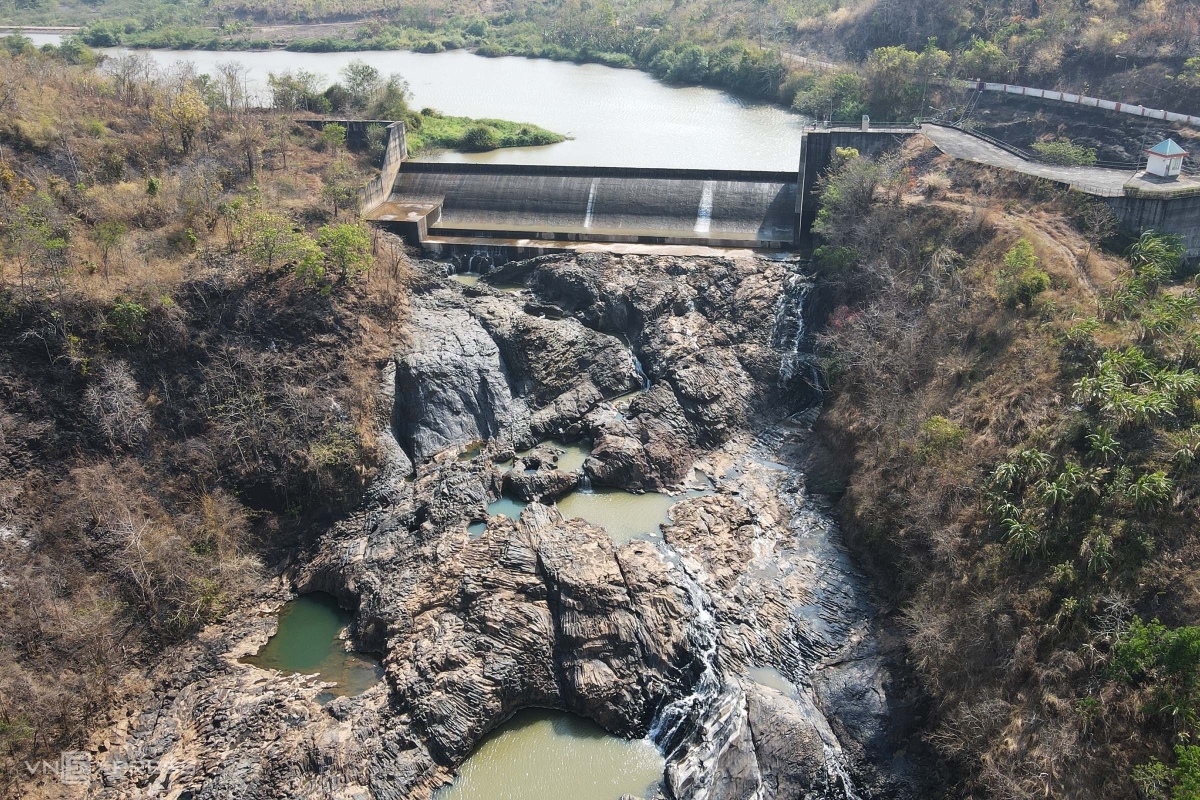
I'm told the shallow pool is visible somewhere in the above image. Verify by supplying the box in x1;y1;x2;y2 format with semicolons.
434;708;664;800
243;593;382;701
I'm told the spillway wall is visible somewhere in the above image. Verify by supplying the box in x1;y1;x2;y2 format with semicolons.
391;163;799;246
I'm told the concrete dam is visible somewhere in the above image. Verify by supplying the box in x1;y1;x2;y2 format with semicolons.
372;162;800;251
356;120;1200;259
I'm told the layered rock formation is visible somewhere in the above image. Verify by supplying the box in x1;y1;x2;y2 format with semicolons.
43;253;929;800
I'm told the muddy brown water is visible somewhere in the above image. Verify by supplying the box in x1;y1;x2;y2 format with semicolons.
433;708;664;800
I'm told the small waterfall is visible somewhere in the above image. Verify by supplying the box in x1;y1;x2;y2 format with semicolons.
578;471;594;493
649;555;751;800
824;744;864;800
771;271;814;384
469;251;494;274
583;179;598;228
631;351;652;392
693;181;714;234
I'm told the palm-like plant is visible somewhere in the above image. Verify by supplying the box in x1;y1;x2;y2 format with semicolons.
1126;471;1175;510
1087;426;1120;463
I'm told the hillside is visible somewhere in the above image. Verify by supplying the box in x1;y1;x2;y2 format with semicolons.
6;0;1198;117
809;139;1200;799
0;41;408;789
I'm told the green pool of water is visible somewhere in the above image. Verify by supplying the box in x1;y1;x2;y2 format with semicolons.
243;593;382;701
434;709;664;800
514;439;590;473
555;489;678;544
488;497;528;519
451;272;482;286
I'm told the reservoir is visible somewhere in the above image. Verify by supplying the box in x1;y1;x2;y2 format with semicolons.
81;43;805;169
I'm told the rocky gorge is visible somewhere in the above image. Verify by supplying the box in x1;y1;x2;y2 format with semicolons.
39;252;934;800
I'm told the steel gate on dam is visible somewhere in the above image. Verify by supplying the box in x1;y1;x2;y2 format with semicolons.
370;162;802;251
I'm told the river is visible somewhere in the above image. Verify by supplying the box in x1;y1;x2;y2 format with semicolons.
18;34;806;170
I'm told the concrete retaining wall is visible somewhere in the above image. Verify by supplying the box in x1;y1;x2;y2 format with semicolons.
796;129;917;242
1107;192;1200;260
963;81;1200;128
358;122;407;215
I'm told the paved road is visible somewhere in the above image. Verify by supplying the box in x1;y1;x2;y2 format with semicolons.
920;124;1134;197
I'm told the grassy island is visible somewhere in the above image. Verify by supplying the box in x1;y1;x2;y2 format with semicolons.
406;110;567;154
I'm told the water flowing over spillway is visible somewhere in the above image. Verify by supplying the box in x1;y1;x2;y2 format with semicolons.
77;251;928;800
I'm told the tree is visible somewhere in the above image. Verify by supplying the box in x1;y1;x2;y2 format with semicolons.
267;69;323;112
151;85;209;154
236;209;314;270
317;223;373;280
956;38;1013;81
321;155;358;217
864;46;922;116
1078;200;1118;264
214;60;249;121
234;119;266;177
368;74;411;120
342;60;381;110
669;45;709;83
92;221;125;281
320;123;346;152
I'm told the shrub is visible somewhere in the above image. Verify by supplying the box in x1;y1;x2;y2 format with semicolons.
1031;138;1098;166
107;299;149;344
919;415;967;457
461;124;501;151
998;239;1049;307
1111;618;1200;725
475;42;508;57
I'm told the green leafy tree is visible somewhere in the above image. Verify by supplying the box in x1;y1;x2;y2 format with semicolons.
236;209;311;270
669;45;710;83
321;155;358;217
341;59;381;110
317;223;373;280
320;123;347;152
957;38;1013;81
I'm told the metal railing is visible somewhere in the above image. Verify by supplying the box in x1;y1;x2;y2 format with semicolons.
803;117;1200;177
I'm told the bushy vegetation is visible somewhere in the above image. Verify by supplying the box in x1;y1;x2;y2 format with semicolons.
0;43;410;789
406;110;566;155
1032;138;1100;167
812;141;1200;799
259;59;565;154
37;0;1195;117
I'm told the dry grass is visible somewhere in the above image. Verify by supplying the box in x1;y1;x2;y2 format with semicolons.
814;147;1198;799
0;47;413;789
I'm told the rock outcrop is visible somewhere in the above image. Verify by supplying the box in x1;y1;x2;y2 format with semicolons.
51;252;931;800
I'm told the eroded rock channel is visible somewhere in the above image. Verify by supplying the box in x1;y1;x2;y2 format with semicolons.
80;252;927;800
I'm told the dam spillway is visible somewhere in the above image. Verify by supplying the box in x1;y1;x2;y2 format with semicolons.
375;162;801;251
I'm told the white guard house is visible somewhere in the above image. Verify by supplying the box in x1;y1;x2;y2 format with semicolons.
1145;138;1188;179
